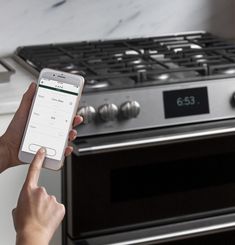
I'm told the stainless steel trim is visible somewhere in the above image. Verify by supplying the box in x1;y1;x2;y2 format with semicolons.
78;126;235;153
108;221;235;245
80;213;235;245
13;54;39;76
0;59;15;82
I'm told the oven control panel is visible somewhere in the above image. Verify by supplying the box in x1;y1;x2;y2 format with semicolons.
76;77;235;137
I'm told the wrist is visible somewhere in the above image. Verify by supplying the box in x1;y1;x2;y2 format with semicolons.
16;230;50;245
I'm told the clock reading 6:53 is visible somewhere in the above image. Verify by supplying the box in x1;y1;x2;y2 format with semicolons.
163;87;209;118
176;96;197;107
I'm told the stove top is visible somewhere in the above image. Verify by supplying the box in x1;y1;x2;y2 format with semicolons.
14;31;235;139
15;31;235;93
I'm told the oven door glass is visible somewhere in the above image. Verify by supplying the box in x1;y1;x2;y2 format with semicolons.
65;133;235;239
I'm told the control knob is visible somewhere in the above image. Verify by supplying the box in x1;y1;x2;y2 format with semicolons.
98;103;118;122
120;101;140;119
77;106;96;124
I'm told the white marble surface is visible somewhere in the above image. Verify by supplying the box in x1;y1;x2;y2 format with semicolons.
0;0;235;56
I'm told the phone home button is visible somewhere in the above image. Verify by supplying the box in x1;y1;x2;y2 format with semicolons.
29;144;56;156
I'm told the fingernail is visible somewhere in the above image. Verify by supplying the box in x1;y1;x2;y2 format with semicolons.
25;83;35;94
73;132;77;140
80;116;83;122
30;82;36;89
39;147;46;154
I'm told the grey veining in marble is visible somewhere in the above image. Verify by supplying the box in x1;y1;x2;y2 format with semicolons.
0;0;235;55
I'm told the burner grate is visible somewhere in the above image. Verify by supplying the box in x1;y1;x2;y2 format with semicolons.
16;32;235;92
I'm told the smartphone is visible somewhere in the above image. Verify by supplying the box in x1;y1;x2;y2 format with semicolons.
18;68;84;170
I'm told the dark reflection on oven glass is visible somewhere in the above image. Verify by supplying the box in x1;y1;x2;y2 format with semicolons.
111;153;235;202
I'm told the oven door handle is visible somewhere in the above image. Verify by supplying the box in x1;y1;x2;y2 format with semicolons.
111;221;235;245
83;213;235;245
78;125;235;153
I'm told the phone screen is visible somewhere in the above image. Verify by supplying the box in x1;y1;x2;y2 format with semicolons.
22;78;80;160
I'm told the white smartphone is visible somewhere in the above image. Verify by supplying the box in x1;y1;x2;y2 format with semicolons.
18;68;84;170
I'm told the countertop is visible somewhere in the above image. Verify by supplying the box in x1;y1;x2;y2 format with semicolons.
0;57;35;114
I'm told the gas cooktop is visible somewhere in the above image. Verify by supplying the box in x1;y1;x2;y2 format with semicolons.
15;31;235;93
14;31;235;138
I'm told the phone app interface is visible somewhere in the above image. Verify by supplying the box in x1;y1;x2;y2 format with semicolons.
22;78;80;160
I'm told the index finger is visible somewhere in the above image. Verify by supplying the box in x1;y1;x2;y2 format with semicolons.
24;148;46;187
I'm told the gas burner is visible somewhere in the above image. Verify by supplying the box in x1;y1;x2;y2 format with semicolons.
147;73;172;82
213;67;235;75
63;64;78;70
156;74;170;81
128;59;142;65
223;68;235;75
84;77;136;92
62;64;86;76
125;50;139;55
167;43;202;53
148;70;200;84
155;73;171;81
193;54;204;59
85;80;109;90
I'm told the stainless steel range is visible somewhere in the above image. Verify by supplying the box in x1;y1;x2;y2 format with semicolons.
15;31;235;138
14;32;235;245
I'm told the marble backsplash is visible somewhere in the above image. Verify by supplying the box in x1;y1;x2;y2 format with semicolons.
0;0;235;55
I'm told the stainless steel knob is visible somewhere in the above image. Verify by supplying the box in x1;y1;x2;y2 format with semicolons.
77;106;96;124
120;101;140;119
98;103;118;122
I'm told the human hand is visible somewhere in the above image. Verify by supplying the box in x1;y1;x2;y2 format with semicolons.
13;148;65;245
0;82;83;171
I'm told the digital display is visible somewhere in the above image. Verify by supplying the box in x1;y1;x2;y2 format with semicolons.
22;78;79;160
163;87;209;119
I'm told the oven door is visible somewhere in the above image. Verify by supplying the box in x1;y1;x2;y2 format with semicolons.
64;120;235;242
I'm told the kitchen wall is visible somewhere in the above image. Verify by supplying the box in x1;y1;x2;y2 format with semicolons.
0;0;235;55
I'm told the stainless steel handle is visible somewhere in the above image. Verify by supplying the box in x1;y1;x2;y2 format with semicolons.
84;213;235;245
78;126;235;153
0;59;15;72
109;222;235;245
0;59;15;83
